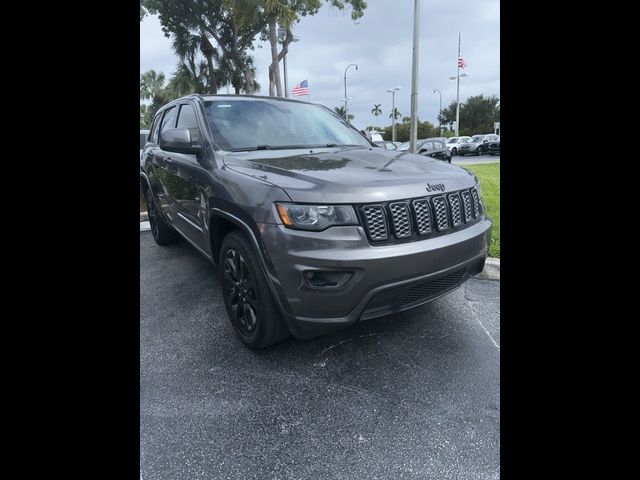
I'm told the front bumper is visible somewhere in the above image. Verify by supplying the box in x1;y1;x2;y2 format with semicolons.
458;147;478;154
259;218;492;338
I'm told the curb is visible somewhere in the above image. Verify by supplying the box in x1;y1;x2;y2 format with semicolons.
475;257;500;280
140;212;148;222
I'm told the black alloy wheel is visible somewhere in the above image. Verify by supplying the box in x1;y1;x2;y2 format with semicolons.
222;248;258;336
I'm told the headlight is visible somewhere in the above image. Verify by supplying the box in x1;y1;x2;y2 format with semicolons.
276;203;358;231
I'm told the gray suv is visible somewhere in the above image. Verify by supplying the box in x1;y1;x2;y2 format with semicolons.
140;95;492;348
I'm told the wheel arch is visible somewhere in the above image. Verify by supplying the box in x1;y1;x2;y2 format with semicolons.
208;208;294;322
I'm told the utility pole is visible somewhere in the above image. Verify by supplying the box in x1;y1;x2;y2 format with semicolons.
455;32;461;136
409;0;420;153
449;33;469;136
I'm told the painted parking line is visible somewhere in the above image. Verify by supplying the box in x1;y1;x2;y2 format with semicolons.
140;221;151;232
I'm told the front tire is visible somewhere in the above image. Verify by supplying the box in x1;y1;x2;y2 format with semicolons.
476;147;482;156
451;147;457;156
219;231;290;349
145;188;179;246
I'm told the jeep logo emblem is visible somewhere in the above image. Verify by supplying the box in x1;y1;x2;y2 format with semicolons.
425;183;445;192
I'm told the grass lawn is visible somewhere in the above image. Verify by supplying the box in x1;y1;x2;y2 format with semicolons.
461;162;500;258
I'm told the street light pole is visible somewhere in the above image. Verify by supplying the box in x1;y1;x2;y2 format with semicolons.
344;63;358;123
433;89;442;136
409;0;420;154
387;87;401;142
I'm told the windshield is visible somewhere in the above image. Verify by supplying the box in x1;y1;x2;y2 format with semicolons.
203;99;371;151
447;138;458;144
471;136;484;143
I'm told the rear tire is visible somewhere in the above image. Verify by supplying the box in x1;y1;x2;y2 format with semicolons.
476;147;482;156
452;147;457;156
145;189;179;246
219;231;290;349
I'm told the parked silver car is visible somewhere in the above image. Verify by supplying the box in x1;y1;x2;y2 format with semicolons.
445;136;471;156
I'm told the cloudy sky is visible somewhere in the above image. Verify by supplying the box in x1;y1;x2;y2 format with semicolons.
140;0;499;131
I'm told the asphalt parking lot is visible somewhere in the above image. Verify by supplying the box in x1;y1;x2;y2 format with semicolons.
140;232;500;480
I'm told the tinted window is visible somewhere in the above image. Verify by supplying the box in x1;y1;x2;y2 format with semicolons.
447;138;458;144
160;106;177;133
203;99;371;151
177;104;202;143
149;114;162;143
421;142;434;151
471;136;484;143
434;141;445;149
139;133;148;149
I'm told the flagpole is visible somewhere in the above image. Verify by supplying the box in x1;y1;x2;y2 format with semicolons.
455;32;461;136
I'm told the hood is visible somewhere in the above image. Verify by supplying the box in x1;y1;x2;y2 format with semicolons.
222;146;476;203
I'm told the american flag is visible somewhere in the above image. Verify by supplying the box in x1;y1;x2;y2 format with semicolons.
292;80;309;96
458;57;467;68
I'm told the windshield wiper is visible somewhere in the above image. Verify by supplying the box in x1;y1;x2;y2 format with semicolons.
228;144;364;152
229;145;273;152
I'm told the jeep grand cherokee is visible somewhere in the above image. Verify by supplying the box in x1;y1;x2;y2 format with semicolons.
140;95;492;349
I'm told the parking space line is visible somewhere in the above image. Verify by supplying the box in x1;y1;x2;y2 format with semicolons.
475;314;500;351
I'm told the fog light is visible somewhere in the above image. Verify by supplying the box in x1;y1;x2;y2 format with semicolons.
304;270;353;289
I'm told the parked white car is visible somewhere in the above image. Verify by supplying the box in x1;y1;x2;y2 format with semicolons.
140;129;150;165
445;136;471;156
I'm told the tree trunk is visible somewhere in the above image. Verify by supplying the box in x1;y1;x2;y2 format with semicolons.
242;62;255;95
268;66;275;96
268;16;282;97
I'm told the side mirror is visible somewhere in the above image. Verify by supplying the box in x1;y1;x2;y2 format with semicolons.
159;128;202;155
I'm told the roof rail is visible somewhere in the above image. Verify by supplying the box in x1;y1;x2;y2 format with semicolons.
186;93;205;102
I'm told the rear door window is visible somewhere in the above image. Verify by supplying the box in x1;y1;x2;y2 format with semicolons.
149;113;162;143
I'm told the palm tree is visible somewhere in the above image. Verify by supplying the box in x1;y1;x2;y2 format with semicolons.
334;106;354;122
389;107;402;120
140;70;166;101
171;31;220;94
371;104;382;127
